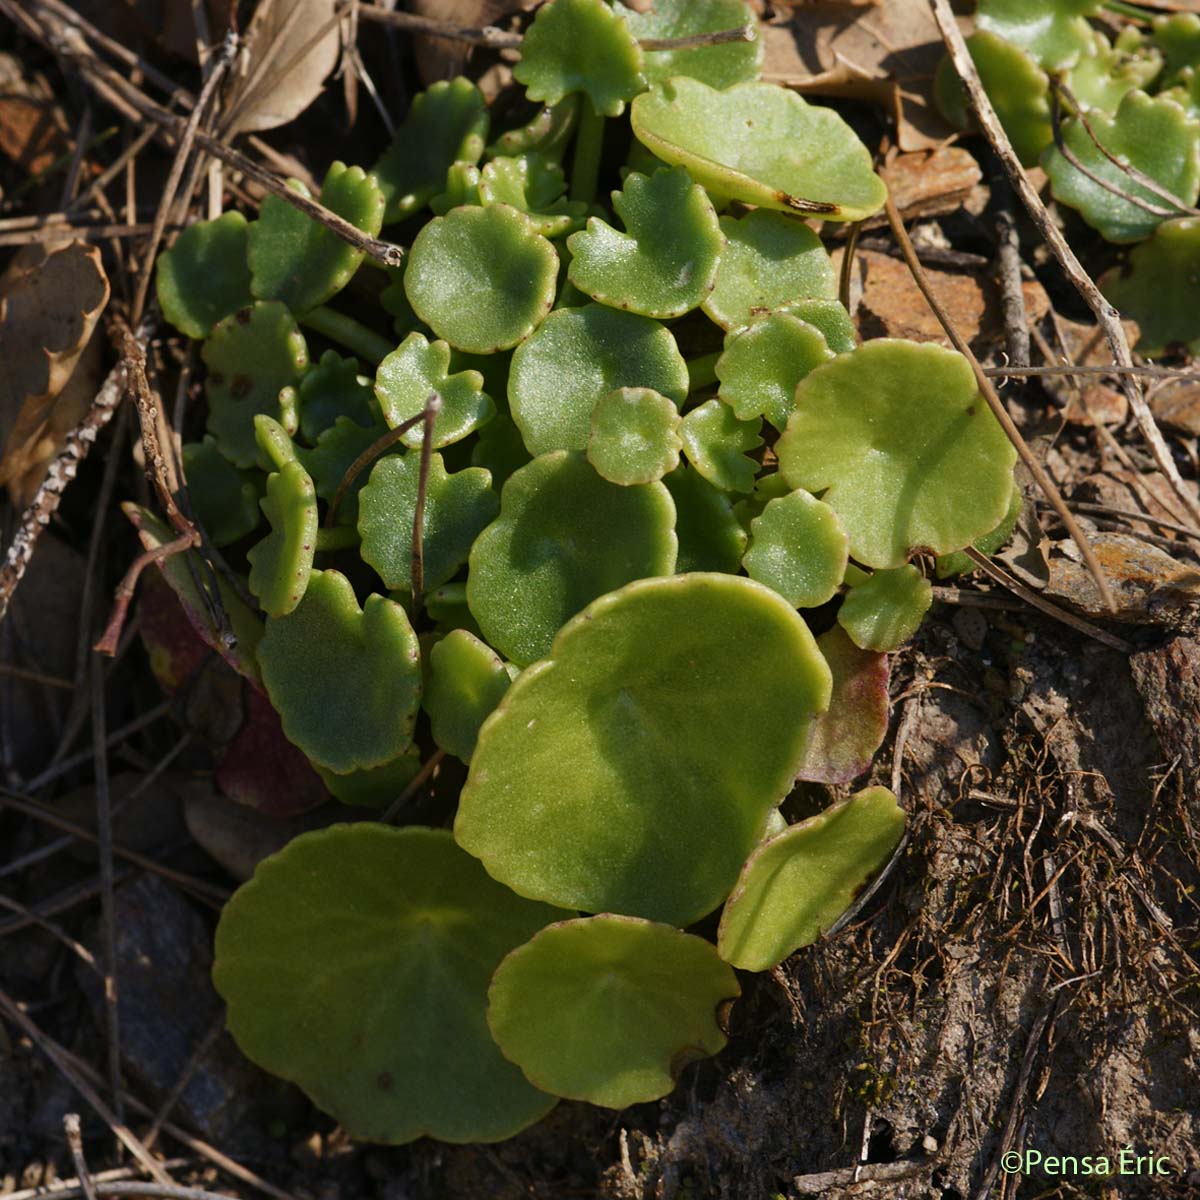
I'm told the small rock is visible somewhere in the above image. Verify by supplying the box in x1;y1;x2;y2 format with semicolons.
53;771;189;860
1130;636;1200;782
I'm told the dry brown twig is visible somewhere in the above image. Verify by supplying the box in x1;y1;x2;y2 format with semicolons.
930;0;1200;530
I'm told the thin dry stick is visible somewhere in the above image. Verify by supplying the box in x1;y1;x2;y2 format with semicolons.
884;192;1118;614
411;392;443;609
381;749;446;825
963;548;1133;653
327;410;432;524
1046;498;1200;542
91;656;123;1127
20;1186;239;1200
983;363;1200;381
0;988;174;1187
64;1113;99;1200
129;30;236;324
0;892;98;969
0;359;126;625
930;0;1200;528
3;1161;191;1200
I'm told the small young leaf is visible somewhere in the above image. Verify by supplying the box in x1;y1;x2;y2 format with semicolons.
620;0;761;90
509;303;689;455
796;626;890;785
742;489;849;609
1066;30;1163;117
404;204;559;354
1101;216;1200;356
156;212;253;339
933;33;1052;167
716;312;835;430
315;749;421;808
467;451;677;666
632;78;887;221
1042;90;1200;244
375;333;495;448
567;167;722;318
587;387;682;485
248;163;385;314
358;454;499;594
456;573;832;925
257;569;421;773
1155;13;1200;85
663;465;748;573
777;340;1017;569
487;95;580;161
430;161;483;216
975;0;1096;71
290;350;377;445
487;915;740;1108
246;460;318;618
253;412;298;472
838;563;932;652
213;825;558;1143
680;398;762;493
181;437;262;547
478;155;586;237
203;302;307;469
513;0;646;118
702;209;837;332
717;787;905;971
782;298;857;354
425;629;513;761
373;78;490;222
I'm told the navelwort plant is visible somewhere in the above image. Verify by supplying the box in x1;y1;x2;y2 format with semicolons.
935;0;1200;355
145;0;1021;1144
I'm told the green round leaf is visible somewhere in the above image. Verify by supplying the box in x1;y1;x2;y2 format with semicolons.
456;573;833;925
1101;216;1200;356
796;626;890;786
425;629;513;761
702;208;837;332
933;33;1052;167
471;412;533;489
487;915;739;1108
1067;29;1163;117
213;825;558;1143
742;488;848;609
567;167;722;318
717;787;905;971
257;569;421;773
587;387;682;485
181;437;261;547
620;0;761;90
781;298;856;354
976;0;1097;71
248;163;384;315
663;465;747;573
373;78;490;222
375;333;495;448
291;349;377;445
358;454;499;594
777;339;1018;569
509;303;689;455
203;302;307;469
404;204;559;354
315;749;421;809
680;398;762;494
715;311;835;430
467;451;677;666
513;0;645;118
246;460;318;618
478;155;586;237
156;212;253;339
1041;89;1200;244
631;78;887;221
838;563;932;652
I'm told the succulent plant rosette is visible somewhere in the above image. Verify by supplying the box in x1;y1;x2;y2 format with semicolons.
935;0;1200;356
139;0;1025;1144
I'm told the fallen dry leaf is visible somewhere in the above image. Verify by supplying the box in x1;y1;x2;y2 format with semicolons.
847;248;1050;354
225;0;341;134
0;52;69;180
872;147;983;226
0;241;110;502
761;0;954;151
1149;379;1200;438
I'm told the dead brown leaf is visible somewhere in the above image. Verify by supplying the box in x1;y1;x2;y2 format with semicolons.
761;0;955;151
408;0;533;87
847;248;1050;354
1149;379;1200;439
225;0;341;134
0;241;110;502
874;147;982;225
0;53;69;181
